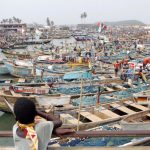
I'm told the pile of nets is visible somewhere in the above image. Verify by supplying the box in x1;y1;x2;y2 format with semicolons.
61;125;134;147
72;84;148;106
54;85;100;95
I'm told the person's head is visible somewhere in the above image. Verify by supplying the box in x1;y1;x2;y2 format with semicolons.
14;98;37;124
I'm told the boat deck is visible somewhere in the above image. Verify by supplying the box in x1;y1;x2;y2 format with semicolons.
99;107;120;118
79;111;103;122
124;101;149;111
110;103;135;114
60;114;83;125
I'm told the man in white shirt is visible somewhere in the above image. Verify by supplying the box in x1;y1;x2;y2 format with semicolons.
13;98;74;150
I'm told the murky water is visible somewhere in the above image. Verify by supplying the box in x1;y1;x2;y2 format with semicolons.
0;112;15;146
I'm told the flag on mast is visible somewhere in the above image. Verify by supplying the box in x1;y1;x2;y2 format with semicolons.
96;22;102;33
96;22;107;33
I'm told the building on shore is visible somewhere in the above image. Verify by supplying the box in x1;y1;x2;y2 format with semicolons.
0;23;27;34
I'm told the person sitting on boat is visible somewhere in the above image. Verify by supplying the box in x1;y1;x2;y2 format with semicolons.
13;98;74;150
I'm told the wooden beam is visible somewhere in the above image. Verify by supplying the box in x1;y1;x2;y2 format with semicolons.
2;130;150;138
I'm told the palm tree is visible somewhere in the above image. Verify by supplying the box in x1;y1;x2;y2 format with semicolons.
18;19;22;24
46;17;51;26
13;16;17;23
83;12;87;23
80;14;84;23
8;18;13;24
51;21;54;27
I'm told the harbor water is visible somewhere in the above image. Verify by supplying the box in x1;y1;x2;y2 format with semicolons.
0;112;15;146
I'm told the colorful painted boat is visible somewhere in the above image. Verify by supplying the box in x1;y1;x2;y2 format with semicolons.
133;90;150;105
2;49;31;59
3;60;34;77
37;55;66;64
0;89;71;112
12;83;52;95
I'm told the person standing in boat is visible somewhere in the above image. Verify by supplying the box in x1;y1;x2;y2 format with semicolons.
114;60;120;77
143;58;150;69
13;98;74;150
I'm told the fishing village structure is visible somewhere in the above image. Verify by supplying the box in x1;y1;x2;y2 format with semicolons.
0;15;150;149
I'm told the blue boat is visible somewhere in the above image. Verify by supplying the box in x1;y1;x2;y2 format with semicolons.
0;64;9;75
63;71;92;81
3;60;34;77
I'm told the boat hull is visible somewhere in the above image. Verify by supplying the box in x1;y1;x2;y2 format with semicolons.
3;60;33;77
121;110;150;130
0;65;9;75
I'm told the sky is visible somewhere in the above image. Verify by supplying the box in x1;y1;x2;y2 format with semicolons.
0;0;150;25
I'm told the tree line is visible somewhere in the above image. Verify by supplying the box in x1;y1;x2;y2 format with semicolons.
0;17;22;24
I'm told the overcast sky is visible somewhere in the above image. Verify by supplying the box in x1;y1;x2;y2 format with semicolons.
0;0;149;25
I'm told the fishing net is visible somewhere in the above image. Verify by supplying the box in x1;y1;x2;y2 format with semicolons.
72;85;148;106
60;125;134;147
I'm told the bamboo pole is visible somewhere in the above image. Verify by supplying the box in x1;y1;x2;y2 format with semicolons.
77;75;83;131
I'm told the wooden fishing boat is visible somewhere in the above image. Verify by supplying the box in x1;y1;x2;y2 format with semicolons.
1;89;149;131
9;45;27;49
2;49;31;59
63;71;92;81
12;83;53;95
0;57;9;75
133;90;150;105
54;75;122;87
0;88;71;113
22;39;51;45
120;110;150;131
40;63;89;75
3;59;34;77
37;54;66;64
0;64;9;75
3;59;66;78
56;99;149;130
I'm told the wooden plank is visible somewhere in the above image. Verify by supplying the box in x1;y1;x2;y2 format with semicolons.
110;103;135;114
105;87;114;92
60;114;83;125
100;107;120;118
10;90;22;97
115;85;127;90
124;101;149;111
100;76;106;80
146;113;150;118
80;111;103;122
103;96;114;100
18;78;25;83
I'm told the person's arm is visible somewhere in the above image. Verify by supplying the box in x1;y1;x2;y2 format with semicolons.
36;110;75;136
36;110;62;128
